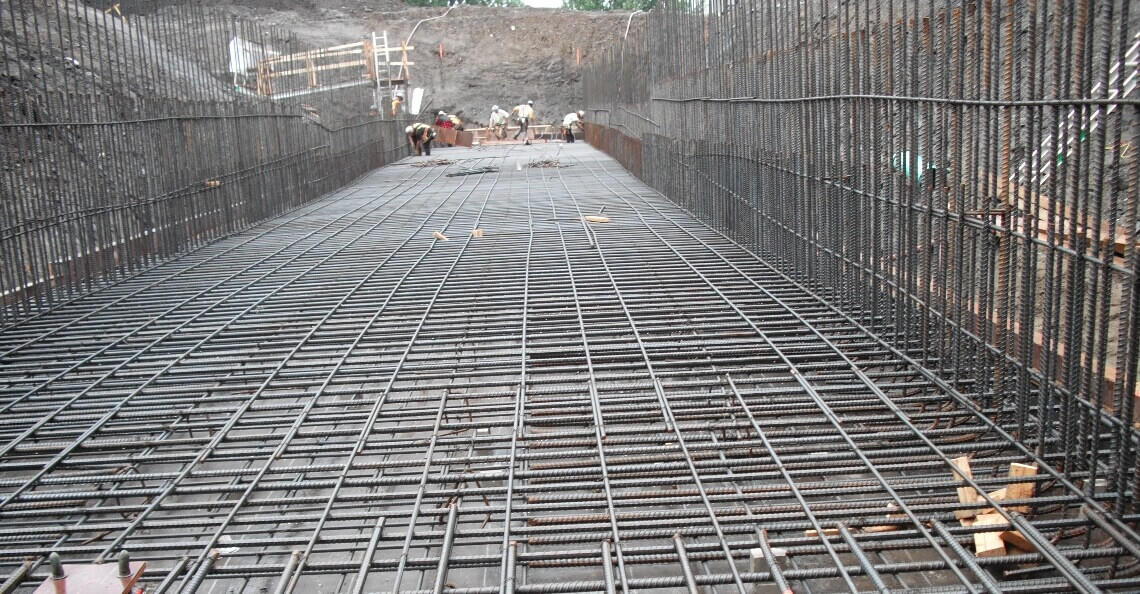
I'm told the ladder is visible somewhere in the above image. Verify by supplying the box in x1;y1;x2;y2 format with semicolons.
371;31;413;111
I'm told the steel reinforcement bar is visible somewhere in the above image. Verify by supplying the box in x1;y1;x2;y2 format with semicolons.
583;0;1140;526
0;1;403;324
0;144;1137;592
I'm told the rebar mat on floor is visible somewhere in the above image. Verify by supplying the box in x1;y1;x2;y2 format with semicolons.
0;143;1136;594
446;165;499;176
526;158;571;168
409;158;455;167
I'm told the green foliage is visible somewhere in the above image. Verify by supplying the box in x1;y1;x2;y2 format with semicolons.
562;0;657;11
404;0;523;7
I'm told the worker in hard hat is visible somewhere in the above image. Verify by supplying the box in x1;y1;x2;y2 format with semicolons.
406;123;435;156
488;105;509;139
561;110;585;143
448;112;465;131
433;111;455;146
391;90;405;117
512;100;535;144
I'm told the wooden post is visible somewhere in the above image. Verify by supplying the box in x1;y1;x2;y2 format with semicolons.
362;40;376;81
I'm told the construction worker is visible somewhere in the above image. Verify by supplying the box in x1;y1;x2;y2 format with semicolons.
489;105;509;139
561;110;585;143
406;123;435;156
391;90;405;117
512;100;535;144
448;112;465;131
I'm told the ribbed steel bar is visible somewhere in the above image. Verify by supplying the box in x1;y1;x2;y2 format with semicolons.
0;2;401;324
584;0;1140;532
1;143;1137;593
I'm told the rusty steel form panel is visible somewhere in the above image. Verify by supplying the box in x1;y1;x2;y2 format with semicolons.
584;123;642;178
0;143;1137;593
584;0;1140;532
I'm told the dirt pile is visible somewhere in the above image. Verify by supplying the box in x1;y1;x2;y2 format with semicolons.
2;2;234;109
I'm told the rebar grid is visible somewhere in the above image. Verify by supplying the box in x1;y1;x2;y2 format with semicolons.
582;0;1140;527
0;144;1136;593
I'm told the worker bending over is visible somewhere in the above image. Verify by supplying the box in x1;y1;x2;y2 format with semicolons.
489;105;509;139
406;123;435;156
562;110;585;143
512;100;535;144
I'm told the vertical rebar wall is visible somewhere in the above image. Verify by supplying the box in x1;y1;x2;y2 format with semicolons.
585;0;1140;517
0;1;406;323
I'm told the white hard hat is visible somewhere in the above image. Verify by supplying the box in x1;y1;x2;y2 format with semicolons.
577;110;584;118
438;111;446;116
492;105;499;111
527;100;533;105
405;126;414;134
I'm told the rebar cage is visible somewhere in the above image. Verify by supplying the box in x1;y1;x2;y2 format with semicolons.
4;141;1138;593
584;0;1140;525
1;0;1140;592
0;2;407;323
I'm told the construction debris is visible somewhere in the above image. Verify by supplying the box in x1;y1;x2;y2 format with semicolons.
1005;463;1039;513
863;503;906;533
999;529;1036;552
446;166;499;177
471;229;484;237
525;158;571;168
432;231;449;241
950;457;979;520
203;180;221;188
583;215;610;223
972;513;1009;558
949;459;1040;557
410;158;455;168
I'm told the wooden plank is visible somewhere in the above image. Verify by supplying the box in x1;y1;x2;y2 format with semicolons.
972;513;1008;557
434;128;474;148
376;45;415;57
266;60;368;78
1000;529;1036;552
257;61;273;96
950;456;978;520
259;42;367;65
805;528;840;537
1005;462;1038;513
399;41;412;81
362;40;376;80
269;48;365;61
982;487;1007;502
